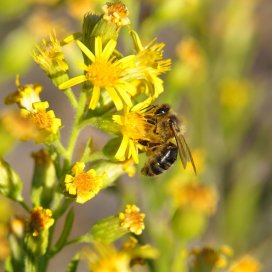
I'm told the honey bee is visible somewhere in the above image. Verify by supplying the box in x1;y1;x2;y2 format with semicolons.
139;104;196;176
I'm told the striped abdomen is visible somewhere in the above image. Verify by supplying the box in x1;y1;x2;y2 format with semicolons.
141;143;178;176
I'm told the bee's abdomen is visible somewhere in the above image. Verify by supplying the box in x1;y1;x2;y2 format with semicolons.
141;143;178;176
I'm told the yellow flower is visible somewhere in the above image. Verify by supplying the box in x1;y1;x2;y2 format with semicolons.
83;243;131;272
59;36;138;110
228;255;261;272
33;31;68;77
5;77;42;111
119;204;145;235
4;78;61;143
20;101;62;143
102;1;130;27
64;162;105;204
169;182;218;216
190;246;231;271
113;98;158;164
29;207;54;237
1;111;38;142
130;30;171;98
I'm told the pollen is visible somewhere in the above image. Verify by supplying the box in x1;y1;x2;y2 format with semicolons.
121;112;150;141
86;60;122;87
73;172;97;194
31;109;51;130
29;207;54;237
119;204;145;235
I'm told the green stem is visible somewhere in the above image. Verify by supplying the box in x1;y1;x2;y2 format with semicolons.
66;91;87;162
64;236;83;248
66;125;81;161
25;255;38;272
64;88;78;109
54;139;69;160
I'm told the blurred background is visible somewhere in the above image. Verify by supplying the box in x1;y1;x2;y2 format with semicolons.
0;0;271;271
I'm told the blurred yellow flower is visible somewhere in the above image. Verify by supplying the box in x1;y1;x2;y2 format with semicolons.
176;37;204;71
83;243;131;272
20;101;61;143
102;1;130;27
228;255;261;272
169;182;218;216
190;246;231;271
113;98;157;163
64;162;105;204
0;223;10;261
59;37;138;110
3;78;61;143
29;207;54;237
119;204;145;235
219;79;251;109
10;217;25;238
67;0;97;19
5;77;42;111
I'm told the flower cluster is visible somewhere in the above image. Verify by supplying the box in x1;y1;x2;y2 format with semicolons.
53;1;171;164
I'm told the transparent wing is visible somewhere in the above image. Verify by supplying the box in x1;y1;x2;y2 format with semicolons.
171;123;197;174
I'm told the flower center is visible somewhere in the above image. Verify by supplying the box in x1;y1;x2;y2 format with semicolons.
86;60;122;87
31;110;51;130
119;205;145;235
29;208;54;236
73;172;96;194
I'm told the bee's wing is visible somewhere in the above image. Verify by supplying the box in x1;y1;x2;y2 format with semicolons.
171;123;197;174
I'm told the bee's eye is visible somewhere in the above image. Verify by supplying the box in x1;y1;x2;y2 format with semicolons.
154;104;170;115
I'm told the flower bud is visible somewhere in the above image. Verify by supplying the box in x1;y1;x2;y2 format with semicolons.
31;149;56;208
89;216;128;243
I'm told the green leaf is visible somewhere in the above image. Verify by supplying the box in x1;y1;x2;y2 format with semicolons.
86;216;128;244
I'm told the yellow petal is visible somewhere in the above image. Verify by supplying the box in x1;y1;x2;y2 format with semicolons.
59;75;87;90
106;87;123;111
115;136;129;161
76;40;95;62
89;86;101;110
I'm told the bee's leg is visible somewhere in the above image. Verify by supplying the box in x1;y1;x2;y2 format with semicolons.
137;140;160;149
